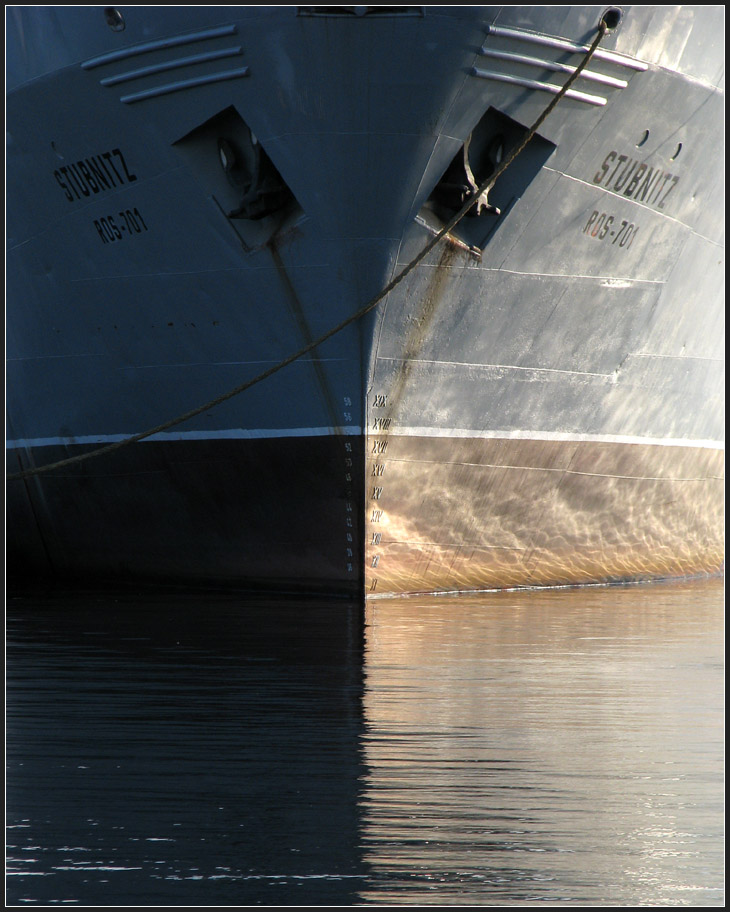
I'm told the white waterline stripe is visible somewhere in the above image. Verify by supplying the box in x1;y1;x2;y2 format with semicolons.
6;427;723;451
6;427;362;449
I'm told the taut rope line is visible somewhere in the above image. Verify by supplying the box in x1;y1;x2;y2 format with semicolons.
8;20;607;482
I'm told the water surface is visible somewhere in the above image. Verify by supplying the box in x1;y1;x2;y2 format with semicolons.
6;578;724;905
360;579;724;906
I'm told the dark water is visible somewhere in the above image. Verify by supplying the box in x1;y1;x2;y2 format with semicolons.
6;578;724;906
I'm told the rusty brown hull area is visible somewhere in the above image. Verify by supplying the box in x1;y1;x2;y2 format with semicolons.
364;435;724;596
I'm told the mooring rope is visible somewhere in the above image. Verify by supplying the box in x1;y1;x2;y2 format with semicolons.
7;19;607;482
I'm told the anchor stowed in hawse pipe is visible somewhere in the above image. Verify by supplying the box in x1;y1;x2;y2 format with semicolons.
430;133;502;219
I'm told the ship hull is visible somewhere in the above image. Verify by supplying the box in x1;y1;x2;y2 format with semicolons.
363;434;723;595
6;6;725;597
7;434;366;596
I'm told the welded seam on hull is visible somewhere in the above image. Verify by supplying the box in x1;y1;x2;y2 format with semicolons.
377;354;725;379
377;356;614;378
381;457;724;483
382;539;531;552
544;169;724;243
394;261;667;284
380;428;725;449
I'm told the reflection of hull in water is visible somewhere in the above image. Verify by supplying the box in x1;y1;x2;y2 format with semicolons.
6;593;369;904
5;6;724;595
359;579;724;905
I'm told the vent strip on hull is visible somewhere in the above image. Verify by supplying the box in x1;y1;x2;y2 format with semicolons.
478;48;628;89
100;47;244;86
119;68;250;104
471;68;607;106
81;25;239;69
483;24;648;71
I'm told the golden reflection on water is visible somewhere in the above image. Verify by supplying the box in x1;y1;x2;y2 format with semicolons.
359;578;724;906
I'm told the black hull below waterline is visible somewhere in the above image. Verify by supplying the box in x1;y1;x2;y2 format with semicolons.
6;435;366;597
7;432;723;596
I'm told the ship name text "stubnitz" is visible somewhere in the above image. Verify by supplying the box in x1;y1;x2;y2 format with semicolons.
592;150;679;211
54;148;137;203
